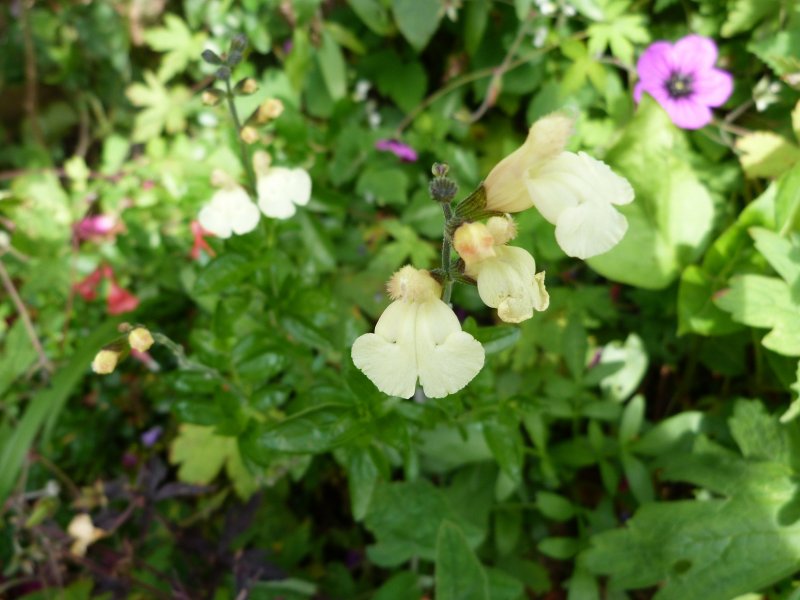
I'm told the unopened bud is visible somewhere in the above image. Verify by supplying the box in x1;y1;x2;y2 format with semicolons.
432;162;449;177
240;126;259;144
234;78;259;96
228;50;243;67
230;34;247;53
92;349;119;375
201;49;223;65
128;327;154;353
201;89;224;106
215;66;231;80
485;215;517;245
254;98;284;123
453;222;496;267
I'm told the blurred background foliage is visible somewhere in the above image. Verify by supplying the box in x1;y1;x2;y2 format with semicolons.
1;0;799;598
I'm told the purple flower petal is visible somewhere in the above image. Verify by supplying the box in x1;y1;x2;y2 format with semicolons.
671;34;719;73
375;139;418;162
666;99;713;130
693;68;734;107
141;425;163;447
635;41;675;84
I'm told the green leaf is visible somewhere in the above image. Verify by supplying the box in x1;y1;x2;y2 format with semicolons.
776;162;800;235
356;167;409;206
735;131;800;179
484;420;524;485
599;334;648;402
317;31;347;101
588;96;715;289
715;275;800;356
144;14;207;82
375;58;427;113
373;572;421;600
585;448;800;600
536;491;576;522
0;319;38;399
126;72;191;142
619;395;645;445
392;0;443;52
241;404;364;456
587;14;649;65
538;537;580;560
677;265;740;336
364;480;485;567
728;399;789;464
194;254;256;296
632;412;705;456
621;452;654;504
169;424;257;499
749;29;800;76
344;446;382;521
0;321;119;505
348;0;393;35
435;521;490;600
722;0;781;37
463;0;490;56
750;227;800;294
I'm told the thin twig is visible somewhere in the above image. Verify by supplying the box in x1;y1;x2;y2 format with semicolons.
223;77;257;192
21;0;45;147
466;11;536;123
0;258;53;373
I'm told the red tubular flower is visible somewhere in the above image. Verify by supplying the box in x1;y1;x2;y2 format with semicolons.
73;268;105;301
190;220;216;260
107;280;139;315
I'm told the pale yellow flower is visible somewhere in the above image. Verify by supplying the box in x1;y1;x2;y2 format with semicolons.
482;113;634;259
67;513;105;556
198;171;260;238
253;151;312;220
91;350;119;375
128;327;154;353
454;218;549;324
351;266;484;398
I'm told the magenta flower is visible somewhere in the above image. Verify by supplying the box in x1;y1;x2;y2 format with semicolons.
634;35;733;130
375;139;418;162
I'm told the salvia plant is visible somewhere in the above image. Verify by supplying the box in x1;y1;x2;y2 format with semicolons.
1;1;799;599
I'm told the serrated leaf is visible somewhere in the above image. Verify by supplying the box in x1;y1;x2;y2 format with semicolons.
126;71;191;142
749;29;800;76
144;14;207;82
728;399;789;464
586;447;800;600
587;15;650;65
169;424;257;499
715;275;800;356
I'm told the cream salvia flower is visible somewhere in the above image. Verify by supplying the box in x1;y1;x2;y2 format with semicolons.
351;266;485;399
482;113;634;259
198;170;260;238
67;514;105;556
254;151;312;220
454;218;549;324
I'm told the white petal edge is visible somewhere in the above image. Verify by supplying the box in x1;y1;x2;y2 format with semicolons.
555;201;628;259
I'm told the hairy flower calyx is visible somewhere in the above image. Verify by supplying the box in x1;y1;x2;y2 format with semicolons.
386;266;441;303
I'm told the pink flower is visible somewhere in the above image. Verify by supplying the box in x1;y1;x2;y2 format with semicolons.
74;215;118;241
74;268;105;301
107;280;139;315
375;139;418;162
190;220;216;260
634;35;733;130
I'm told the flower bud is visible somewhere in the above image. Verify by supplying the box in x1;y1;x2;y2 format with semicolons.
240;126;259;144
215;66;231;80
453;222;496;268
201;49;223;65
234;77;259;96
201;89;224;106
128;327;154;353
429;176;458;204
254;98;284;123
228;50;243;67
92;349;119;375
230;33;247;53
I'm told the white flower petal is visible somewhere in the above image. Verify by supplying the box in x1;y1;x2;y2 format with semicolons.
555;201;628;259
229;196;261;235
525;153;584;224
574;152;634;206
257;167;312;219
415;300;484;398
352;301;418;398
198;200;232;238
475;246;546;324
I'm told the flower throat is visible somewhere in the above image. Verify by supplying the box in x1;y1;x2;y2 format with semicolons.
665;71;694;99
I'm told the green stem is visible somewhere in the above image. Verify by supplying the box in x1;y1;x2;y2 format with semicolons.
223;77;256;192
441;203;454;304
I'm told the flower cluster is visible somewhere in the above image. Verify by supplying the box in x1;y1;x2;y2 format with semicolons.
91;325;155;375
74;265;140;315
352;112;634;399
198;152;312;238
